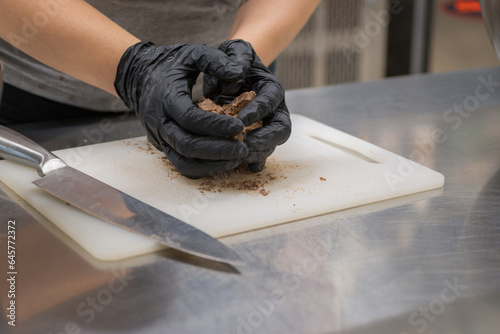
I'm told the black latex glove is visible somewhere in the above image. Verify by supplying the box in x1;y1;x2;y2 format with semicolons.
114;41;250;179
204;39;291;173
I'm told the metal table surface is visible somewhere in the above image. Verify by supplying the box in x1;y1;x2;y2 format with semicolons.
1;67;500;334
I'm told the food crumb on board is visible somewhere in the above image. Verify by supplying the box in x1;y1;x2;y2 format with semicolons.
135;125;280;196
196;166;275;196
131;133;326;197
259;189;270;196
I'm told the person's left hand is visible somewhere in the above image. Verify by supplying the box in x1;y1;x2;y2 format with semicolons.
204;39;292;172
114;41;250;179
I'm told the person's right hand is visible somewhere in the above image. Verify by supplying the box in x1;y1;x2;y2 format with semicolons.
114;41;250;179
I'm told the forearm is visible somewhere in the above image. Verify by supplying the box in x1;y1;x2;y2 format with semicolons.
0;0;139;96
229;0;321;66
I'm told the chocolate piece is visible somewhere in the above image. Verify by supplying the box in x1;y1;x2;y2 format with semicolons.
197;91;262;141
197;98;224;115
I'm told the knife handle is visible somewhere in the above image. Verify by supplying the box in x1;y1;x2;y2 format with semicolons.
0;125;66;177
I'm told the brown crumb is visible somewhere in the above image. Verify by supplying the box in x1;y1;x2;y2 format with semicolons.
320;177;326;181
197;91;262;141
259;189;270;196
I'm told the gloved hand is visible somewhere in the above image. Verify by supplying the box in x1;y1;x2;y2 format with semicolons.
114;41;250;179
204;39;292;172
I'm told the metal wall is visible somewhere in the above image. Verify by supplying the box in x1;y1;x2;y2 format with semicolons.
275;0;388;90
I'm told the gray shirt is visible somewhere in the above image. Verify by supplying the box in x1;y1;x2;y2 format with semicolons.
0;0;243;111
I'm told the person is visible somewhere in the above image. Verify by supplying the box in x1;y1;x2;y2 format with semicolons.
0;0;320;178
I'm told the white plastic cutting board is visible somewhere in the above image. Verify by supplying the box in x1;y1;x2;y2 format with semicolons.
0;114;444;261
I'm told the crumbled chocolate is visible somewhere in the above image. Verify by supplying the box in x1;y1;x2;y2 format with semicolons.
197;91;262;141
195;165;276;196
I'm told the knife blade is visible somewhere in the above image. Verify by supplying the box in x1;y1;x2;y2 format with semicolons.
0;125;243;266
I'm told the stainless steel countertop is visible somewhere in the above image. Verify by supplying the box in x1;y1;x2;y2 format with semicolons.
1;67;500;334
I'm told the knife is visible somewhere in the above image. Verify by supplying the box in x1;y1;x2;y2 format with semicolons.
0;125;243;266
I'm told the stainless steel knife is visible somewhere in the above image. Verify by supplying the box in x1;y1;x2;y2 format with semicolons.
0;125;243;266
